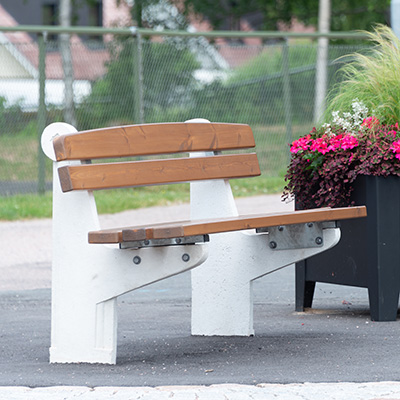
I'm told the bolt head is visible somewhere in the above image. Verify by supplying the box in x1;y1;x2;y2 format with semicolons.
133;256;141;265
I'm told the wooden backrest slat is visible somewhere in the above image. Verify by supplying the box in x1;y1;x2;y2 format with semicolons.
53;122;255;161
58;153;261;192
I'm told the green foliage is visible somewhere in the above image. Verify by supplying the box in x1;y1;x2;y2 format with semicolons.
182;0;258;30
329;0;390;32
191;43;351;126
77;38;200;129
181;0;390;31
325;25;400;126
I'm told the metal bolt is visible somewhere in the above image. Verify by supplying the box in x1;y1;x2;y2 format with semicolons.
133;256;141;265
175;238;182;244
278;226;284;232
269;241;277;249
182;253;190;262
144;240;150;246
307;222;314;228
315;237;323;245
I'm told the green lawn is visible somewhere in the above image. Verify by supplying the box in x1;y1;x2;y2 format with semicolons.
0;176;285;221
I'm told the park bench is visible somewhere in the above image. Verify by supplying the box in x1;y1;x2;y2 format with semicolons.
41;119;367;364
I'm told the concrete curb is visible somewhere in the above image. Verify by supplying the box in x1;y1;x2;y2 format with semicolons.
2;382;400;399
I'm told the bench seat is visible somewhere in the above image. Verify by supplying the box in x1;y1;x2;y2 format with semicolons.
89;207;367;244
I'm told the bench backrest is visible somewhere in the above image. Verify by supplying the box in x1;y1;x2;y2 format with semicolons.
53;122;261;192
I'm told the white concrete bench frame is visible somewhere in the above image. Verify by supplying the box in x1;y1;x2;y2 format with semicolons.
41;119;366;364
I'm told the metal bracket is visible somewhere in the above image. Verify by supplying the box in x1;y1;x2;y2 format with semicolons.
120;234;209;249
256;221;337;250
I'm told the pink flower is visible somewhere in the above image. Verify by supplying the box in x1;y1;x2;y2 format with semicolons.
309;136;332;154
290;134;311;153
362;116;380;129
340;135;359;150
390;140;400;160
325;134;359;152
329;134;344;151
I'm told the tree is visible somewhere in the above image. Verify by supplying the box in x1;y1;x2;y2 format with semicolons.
181;0;259;30
181;0;390;31
77;39;200;128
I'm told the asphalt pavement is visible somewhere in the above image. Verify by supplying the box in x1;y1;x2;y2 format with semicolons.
1;194;400;399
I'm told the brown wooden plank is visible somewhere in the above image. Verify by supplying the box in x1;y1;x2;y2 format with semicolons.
88;229;125;244
89;219;191;243
88;206;367;244
53;122;255;161
147;206;367;239
58;153;261;192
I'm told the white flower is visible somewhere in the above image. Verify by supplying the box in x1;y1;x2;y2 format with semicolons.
329;99;369;134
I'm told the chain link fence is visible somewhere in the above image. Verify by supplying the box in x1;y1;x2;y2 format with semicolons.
0;28;368;195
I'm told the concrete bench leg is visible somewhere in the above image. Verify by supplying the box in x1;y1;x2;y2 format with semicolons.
50;221;208;364
50;240;208;364
49;160;118;363
191;227;341;336
190;179;342;336
50;292;118;364
192;233;255;336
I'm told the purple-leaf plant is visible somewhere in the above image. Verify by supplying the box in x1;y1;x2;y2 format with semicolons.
283;100;400;209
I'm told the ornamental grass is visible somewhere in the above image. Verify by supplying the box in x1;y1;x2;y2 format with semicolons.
324;24;400;126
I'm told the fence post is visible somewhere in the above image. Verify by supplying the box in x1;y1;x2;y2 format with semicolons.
37;32;47;195
282;39;293;160
314;0;331;124
132;29;144;124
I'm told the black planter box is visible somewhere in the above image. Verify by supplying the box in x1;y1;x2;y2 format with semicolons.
296;175;400;321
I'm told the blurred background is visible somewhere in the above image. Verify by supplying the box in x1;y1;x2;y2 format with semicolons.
0;0;391;196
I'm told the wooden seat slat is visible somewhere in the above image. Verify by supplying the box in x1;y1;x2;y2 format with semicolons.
88;206;367;244
58;153;261;192
151;206;367;239
88;219;191;244
53;122;255;161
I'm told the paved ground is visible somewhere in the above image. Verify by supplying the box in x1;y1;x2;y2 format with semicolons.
1;195;400;399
